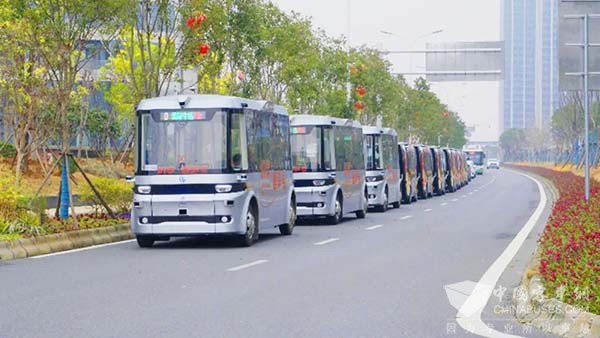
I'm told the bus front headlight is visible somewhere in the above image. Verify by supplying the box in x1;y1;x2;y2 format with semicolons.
366;175;384;183
136;186;151;194
215;184;232;193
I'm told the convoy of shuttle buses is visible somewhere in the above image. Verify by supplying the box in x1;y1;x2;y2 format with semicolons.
131;94;483;247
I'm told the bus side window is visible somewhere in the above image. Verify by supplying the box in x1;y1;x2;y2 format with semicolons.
279;115;291;170
246;110;259;172
334;126;346;169
391;136;399;169
352;128;363;170
323;127;335;171
230;113;248;171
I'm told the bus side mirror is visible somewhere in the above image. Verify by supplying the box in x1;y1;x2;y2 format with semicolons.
125;175;135;183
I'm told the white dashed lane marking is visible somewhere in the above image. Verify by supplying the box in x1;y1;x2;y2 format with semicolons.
227;259;269;272
314;238;340;246
365;224;384;231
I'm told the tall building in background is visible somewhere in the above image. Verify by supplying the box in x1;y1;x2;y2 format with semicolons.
501;0;558;131
538;0;559;128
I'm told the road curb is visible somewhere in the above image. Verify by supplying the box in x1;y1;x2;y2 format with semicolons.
0;224;133;261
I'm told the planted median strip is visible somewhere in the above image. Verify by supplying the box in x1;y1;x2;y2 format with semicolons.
510;165;600;337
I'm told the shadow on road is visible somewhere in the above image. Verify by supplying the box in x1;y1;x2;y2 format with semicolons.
150;233;282;249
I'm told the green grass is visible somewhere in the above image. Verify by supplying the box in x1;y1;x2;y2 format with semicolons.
0;233;22;241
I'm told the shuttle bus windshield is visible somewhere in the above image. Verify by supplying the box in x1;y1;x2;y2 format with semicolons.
139;110;247;174
291;126;335;172
364;134;383;170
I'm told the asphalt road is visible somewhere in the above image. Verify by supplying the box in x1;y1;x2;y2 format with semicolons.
0;169;556;338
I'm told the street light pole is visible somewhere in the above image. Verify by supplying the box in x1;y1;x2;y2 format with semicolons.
564;13;599;202
410;30;444;77
583;14;590;202
379;29;444;80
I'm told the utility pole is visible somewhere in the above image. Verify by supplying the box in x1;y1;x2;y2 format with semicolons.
564;13;600;202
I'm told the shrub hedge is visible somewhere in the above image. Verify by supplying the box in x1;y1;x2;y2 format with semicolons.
515;165;600;315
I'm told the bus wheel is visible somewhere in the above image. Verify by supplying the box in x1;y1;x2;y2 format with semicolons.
356;191;367;219
136;235;155;248
239;206;258;246
392;187;401;208
402;188;412;204
327;193;343;225
279;201;295;235
376;188;388;212
411;188;418;202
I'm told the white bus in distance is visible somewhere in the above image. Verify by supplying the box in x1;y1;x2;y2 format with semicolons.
290;115;367;224
363;126;401;211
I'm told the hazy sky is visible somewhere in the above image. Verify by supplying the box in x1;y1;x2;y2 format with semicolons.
271;0;502;142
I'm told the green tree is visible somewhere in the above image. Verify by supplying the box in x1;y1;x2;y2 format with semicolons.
0;1;52;182
101;0;199;122
23;0;129;151
500;128;527;161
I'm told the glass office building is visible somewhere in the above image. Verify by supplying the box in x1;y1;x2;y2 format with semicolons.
502;0;558;130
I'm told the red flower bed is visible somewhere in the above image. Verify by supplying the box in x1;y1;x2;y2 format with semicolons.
514;165;600;314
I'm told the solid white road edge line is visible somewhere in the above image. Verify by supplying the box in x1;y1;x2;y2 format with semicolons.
314;238;340;246
30;239;137;259
455;170;547;338
365;224;384;231
227;259;269;272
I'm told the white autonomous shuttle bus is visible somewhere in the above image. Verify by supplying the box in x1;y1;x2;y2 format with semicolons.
131;95;296;247
363;126;401;211
290;115;367;224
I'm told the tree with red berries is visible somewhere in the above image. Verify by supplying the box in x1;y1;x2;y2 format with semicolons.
100;0;207;122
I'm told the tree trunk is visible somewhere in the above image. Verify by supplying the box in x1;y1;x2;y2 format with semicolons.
14;149;27;186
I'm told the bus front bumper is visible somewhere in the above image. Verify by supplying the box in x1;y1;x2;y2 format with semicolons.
131;191;248;236
295;185;336;217
367;181;385;206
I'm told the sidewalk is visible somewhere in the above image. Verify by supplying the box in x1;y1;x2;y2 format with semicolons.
44;205;98;217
